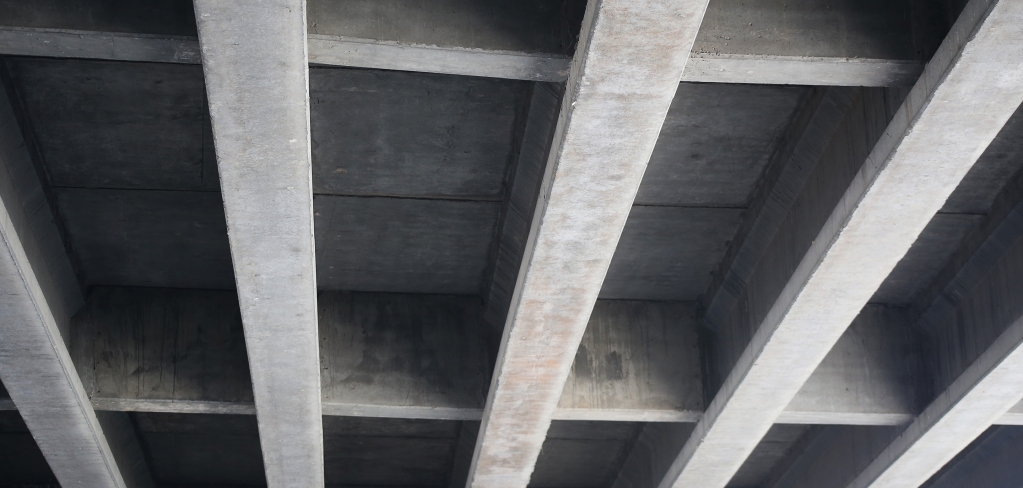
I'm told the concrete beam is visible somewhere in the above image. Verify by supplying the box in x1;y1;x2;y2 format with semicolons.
0;63;151;488
653;0;1023;484
0;26;924;86
464;0;710;485
193;1;322;486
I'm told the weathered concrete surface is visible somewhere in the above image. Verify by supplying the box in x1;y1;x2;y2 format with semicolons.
0;62;153;488
314;196;499;295
194;1;322;486
465;0;712;484
655;0;1023;483
319;291;490;417
556;301;702;422
51;286;954;426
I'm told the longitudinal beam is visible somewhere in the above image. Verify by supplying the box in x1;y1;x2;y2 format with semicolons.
656;0;1023;486
0;67;150;488
465;0;710;486
193;1;323;486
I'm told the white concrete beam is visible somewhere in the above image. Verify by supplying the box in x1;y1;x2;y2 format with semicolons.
656;0;1023;486
0;64;151;488
193;1;323;486
464;0;710;486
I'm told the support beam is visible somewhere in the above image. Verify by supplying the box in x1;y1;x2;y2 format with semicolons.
0;62;151;488
0;26;924;87
465;0;710;486
193;1;322;486
653;0;1023;485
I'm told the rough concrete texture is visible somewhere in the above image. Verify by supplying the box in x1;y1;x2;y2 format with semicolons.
319;291;491;416
194;1;323;486
556;301;703;422
466;0;713;485
658;0;1023;484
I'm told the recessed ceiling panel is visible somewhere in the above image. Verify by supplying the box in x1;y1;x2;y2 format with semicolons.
315;195;499;294
8;57;210;191
637;83;807;207
601;206;744;301
55;188;234;289
311;67;527;200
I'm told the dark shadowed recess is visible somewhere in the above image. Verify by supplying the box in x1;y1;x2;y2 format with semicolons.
135;413;464;487
602;83;809;301
0;411;58;487
529;421;641;488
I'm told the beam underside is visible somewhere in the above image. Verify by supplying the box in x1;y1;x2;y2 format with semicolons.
465;0;711;486
193;1;323;486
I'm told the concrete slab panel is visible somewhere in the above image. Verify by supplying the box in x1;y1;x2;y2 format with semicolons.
530;421;637;488
637;84;807;207
134;413;265;487
601;206;745;301
310;67;526;200
8;58;209;191
323;417;458;486
307;0;584;56
54;188;234;289
0;0;197;36
315;196;499;294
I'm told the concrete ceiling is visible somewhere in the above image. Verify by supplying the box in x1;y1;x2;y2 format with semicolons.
3;0;1023;486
